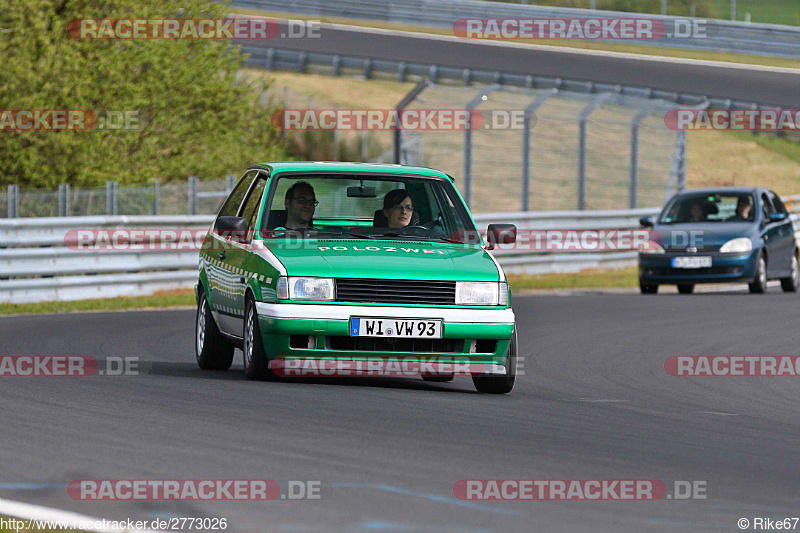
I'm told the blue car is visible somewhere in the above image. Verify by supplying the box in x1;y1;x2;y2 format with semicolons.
638;187;798;294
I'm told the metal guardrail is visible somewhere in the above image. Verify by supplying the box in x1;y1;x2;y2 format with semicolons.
232;0;800;58
3;202;797;303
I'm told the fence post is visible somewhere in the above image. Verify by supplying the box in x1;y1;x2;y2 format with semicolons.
629;109;653;209
577;95;608;211
152;179;160;215
106;181;117;215
361;130;368;161
8;185;19;218
226;174;236;192
393;79;430;164
522;89;557;211
188;176;198;215
58;184;70;217
463;85;500;209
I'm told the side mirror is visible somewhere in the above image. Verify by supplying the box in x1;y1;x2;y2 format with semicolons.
486;224;516;250
639;216;654;227
769;213;787;223
215;216;249;242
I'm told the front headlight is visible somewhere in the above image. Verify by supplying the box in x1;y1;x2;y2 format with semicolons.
639;240;665;254
282;277;335;300
719;237;752;254
456;281;501;305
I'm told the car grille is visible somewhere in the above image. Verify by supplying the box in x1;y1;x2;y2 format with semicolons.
646;266;743;276
335;278;456;305
327;336;463;353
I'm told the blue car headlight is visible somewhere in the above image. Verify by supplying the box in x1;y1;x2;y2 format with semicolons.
719;238;753;254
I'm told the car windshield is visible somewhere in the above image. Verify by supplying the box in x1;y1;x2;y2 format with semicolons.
658;193;756;224
260;174;479;243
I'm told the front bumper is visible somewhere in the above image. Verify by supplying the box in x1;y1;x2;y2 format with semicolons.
638;250;758;284
254;302;515;367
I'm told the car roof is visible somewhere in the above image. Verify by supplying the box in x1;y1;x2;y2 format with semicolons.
675;186;761;196
249;161;452;180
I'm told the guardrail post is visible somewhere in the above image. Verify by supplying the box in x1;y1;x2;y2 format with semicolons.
225;174;236;192
361;130;368;161
106;181;117;215
677;130;687;192
188;176;198;215
58;184;70;216
7;185;18;218
152;179;160;215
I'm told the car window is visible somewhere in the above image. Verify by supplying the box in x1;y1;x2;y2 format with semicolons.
241;177;267;234
259;174;478;242
218;171;257;217
659;193;755;224
769;191;788;215
761;193;775;219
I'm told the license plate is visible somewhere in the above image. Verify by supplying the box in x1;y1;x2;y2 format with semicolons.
672;256;712;269
350;318;442;339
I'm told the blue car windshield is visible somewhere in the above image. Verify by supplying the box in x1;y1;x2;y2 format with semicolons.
659;194;755;224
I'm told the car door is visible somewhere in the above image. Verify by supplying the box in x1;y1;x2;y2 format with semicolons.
759;191;784;278
767;190;794;276
225;173;268;332
207;170;258;336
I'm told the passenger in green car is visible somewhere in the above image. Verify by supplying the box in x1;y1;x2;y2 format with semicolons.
382;189;414;228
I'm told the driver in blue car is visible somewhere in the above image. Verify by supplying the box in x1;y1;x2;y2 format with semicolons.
727;196;753;222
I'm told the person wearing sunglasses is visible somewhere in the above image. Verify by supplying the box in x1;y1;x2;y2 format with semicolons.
382;189;415;229
280;181;318;230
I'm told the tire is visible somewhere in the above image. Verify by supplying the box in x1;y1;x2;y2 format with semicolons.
472;329;517;394
677;284;695;294
195;289;234;370
640;281;658;294
243;296;279;381
780;252;799;293
749;253;767;294
421;373;454;383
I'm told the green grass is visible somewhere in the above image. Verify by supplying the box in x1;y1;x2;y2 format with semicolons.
507;267;639;290
707;0;800;25
0;290;196;316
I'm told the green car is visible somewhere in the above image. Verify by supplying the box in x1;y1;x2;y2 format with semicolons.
194;162;518;393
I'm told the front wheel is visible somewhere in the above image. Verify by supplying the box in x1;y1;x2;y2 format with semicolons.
640;281;658;294
749;254;767;294
243;296;279;381
195;289;234;370
780;253;799;292
472;329;517;394
677;284;695;294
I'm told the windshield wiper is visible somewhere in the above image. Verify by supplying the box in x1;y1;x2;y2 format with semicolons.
311;229;375;240
378;232;468;244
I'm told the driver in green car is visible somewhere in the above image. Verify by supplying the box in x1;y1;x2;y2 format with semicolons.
277;181;317;230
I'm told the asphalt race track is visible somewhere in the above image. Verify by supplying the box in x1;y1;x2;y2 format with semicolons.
1;291;799;532
251;22;800;107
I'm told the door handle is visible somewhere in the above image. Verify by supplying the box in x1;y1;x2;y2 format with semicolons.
217;252;226;260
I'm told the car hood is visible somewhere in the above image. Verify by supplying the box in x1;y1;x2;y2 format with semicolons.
651;222;756;249
265;240;502;281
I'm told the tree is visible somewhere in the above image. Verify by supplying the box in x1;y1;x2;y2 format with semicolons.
0;0;287;187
